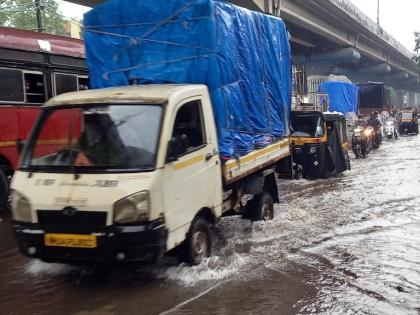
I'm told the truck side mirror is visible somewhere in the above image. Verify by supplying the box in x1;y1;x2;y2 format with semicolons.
166;135;189;163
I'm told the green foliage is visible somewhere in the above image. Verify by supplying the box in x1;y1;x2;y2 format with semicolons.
0;0;65;35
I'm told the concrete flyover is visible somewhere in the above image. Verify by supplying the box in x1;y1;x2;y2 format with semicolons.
71;0;420;104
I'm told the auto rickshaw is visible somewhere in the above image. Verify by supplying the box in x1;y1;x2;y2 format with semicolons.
397;110;419;135
290;111;351;179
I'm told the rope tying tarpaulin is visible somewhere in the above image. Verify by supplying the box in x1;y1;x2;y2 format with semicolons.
84;0;292;158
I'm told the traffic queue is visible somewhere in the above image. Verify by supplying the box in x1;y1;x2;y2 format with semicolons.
290;79;419;180
351;109;419;160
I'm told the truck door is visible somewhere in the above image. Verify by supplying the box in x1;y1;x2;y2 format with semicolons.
162;98;221;247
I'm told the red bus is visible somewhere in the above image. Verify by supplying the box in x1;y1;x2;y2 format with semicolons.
0;27;87;210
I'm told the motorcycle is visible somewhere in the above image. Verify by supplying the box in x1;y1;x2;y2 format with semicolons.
371;126;382;149
385;119;398;140
352;125;373;159
367;115;383;149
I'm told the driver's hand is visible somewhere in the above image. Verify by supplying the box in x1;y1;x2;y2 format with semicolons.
75;152;93;166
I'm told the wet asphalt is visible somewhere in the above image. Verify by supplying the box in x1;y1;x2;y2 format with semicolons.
1;134;420;315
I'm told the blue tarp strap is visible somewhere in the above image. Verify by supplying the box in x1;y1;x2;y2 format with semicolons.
137;0;198;41
85;29;213;52
84;16;211;29
86;0;199;63
102;54;216;80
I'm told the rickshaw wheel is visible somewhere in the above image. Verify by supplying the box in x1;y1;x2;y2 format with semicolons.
247;192;274;221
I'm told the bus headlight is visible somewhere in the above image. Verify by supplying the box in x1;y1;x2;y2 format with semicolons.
11;190;32;222
113;191;149;224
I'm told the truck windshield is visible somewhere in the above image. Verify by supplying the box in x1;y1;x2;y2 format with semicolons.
21;104;163;172
291;115;324;137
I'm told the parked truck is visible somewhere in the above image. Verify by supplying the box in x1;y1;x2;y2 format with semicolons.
11;0;292;265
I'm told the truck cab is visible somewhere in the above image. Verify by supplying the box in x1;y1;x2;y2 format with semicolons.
12;85;223;265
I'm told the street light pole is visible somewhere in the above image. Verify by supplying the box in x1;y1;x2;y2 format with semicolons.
35;0;44;32
377;0;380;26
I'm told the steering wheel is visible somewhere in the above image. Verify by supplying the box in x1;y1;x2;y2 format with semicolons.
54;149;80;164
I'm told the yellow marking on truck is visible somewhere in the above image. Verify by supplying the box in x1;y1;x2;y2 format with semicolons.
174;155;204;171
224;140;289;171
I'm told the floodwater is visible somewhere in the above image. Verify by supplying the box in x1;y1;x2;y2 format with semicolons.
1;135;420;315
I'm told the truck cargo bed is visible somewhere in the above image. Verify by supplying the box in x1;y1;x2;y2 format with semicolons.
222;138;290;185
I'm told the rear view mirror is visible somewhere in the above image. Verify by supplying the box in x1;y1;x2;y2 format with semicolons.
166;134;189;163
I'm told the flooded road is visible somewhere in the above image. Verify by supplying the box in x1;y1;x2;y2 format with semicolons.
1;135;420;315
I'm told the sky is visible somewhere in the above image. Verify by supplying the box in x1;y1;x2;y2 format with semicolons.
58;1;90;20
58;0;420;52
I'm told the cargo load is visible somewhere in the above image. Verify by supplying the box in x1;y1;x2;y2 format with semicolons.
318;81;359;114
358;82;392;114
83;0;291;158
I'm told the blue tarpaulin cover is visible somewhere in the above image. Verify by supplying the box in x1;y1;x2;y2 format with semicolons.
319;81;359;114
83;0;291;158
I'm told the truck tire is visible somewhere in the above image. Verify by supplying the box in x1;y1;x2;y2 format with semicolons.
0;169;8;214
183;218;211;265
247;192;274;221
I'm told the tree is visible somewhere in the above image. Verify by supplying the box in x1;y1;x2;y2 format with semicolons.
0;0;66;35
414;31;420;66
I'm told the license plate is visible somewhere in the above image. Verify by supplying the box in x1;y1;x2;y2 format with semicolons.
44;233;97;248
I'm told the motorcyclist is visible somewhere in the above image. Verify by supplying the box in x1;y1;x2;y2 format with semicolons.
367;111;382;128
367;111;383;146
385;116;399;139
355;115;367;128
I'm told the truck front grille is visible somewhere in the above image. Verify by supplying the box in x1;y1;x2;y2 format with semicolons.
37;210;107;228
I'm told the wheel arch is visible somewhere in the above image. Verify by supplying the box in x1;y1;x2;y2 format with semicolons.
193;207;216;227
263;172;279;203
0;154;13;176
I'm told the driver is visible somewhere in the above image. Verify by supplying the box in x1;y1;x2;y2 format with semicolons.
75;113;124;167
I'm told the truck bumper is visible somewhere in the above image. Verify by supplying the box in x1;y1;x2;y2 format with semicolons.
13;221;168;265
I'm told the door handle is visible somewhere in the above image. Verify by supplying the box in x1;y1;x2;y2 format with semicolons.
205;153;213;161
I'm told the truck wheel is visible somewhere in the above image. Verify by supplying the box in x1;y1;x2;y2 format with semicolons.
248;192;274;221
0;169;8;214
183;218;211;265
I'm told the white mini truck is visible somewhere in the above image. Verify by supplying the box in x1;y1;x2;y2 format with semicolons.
11;85;291;265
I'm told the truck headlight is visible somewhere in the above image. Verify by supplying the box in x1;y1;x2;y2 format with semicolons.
11;190;32;222
113;191;149;224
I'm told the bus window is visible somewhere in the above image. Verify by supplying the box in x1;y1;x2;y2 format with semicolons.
24;72;45;103
78;76;89;90
0;68;24;103
53;73;88;96
54;73;78;96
